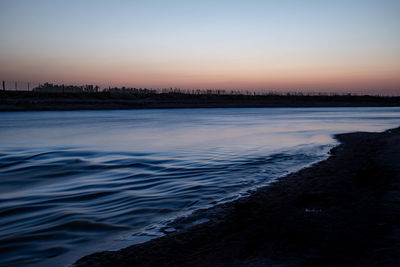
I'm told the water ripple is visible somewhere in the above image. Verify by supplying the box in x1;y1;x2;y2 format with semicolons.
0;145;332;266
1;107;399;266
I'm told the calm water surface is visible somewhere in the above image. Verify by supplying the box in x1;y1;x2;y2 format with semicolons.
0;107;400;266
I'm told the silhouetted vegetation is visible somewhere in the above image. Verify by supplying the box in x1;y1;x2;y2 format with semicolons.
103;86;156;94
0;82;399;111
33;83;100;93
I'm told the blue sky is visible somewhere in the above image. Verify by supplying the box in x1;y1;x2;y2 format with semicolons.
1;0;399;94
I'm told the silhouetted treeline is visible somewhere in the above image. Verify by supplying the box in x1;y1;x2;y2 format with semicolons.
0;81;393;98
1;82;399;111
33;83;100;93
104;87;157;94
1;88;400;111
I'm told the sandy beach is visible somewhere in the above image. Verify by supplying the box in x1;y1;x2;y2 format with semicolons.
75;127;400;266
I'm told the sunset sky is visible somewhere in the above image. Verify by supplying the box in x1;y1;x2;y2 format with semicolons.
1;0;399;94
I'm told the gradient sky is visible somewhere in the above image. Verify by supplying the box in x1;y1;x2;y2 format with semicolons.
1;0;399;94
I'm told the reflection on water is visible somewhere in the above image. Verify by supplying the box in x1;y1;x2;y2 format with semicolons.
0;107;399;266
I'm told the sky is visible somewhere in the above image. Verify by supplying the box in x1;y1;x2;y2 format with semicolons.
0;0;399;95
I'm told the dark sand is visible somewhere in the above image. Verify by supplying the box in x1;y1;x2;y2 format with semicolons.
75;127;400;266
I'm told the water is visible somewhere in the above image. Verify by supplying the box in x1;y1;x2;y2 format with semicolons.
0;107;399;266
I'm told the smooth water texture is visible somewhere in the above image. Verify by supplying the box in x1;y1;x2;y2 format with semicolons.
0;107;400;266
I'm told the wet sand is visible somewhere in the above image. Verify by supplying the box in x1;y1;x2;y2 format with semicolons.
75;127;400;266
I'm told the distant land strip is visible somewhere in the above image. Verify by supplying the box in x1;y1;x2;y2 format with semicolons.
1;90;399;111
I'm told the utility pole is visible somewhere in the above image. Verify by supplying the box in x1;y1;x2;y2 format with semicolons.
2;80;4;91
15;81;17;91
28;82;30;91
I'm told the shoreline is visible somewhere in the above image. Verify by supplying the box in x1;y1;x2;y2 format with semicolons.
1;91;399;111
75;127;400;266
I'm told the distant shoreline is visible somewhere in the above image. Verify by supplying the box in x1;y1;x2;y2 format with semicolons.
1;91;399;111
75;127;400;266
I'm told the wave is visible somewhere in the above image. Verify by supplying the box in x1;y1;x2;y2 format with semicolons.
0;144;331;266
